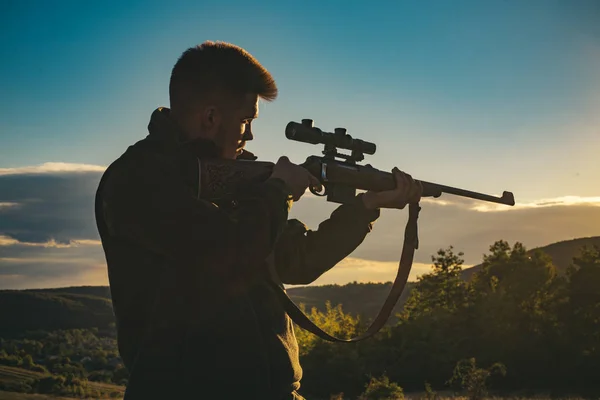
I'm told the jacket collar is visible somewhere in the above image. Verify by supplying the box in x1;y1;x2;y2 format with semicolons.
146;107;220;158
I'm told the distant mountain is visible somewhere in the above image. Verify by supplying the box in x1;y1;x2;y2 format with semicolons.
460;236;600;281
0;289;114;338
286;281;417;325
2;236;598;336
23;285;112;299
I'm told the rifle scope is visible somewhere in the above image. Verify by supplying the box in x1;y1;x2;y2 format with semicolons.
286;119;376;155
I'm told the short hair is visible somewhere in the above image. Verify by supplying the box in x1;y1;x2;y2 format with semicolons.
169;41;278;114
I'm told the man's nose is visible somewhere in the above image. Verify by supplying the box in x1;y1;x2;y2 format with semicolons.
242;124;254;141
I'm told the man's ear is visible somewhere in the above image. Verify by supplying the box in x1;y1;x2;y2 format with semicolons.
204;106;217;125
200;106;221;136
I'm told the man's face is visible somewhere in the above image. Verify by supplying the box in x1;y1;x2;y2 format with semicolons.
214;93;258;160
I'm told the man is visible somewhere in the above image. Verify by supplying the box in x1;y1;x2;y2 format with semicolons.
95;41;422;399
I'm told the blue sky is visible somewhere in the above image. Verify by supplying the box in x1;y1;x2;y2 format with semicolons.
2;0;599;199
1;0;599;289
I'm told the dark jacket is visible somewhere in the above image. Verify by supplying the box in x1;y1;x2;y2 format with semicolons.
94;107;380;399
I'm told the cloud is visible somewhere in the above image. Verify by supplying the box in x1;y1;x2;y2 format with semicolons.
0;262;109;290
0;162;106;176
1;162;600;290
0;235;101;248
0;167;104;243
470;196;600;212
0;164;109;289
285;257;455;288
290;194;600;267
0;237;108;290
0;202;20;210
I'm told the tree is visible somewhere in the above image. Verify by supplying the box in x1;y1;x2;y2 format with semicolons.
447;358;506;400
22;354;34;369
388;247;474;388
467;240;564;389
565;244;600;393
401;246;472;319
357;374;404;400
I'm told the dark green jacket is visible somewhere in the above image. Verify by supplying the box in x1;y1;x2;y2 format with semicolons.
94;108;380;399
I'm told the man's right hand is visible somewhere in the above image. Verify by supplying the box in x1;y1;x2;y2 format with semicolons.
270;156;322;201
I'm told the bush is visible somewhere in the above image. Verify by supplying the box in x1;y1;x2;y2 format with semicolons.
357;374;404;400
0;378;35;393
29;364;50;373
447;358;506;400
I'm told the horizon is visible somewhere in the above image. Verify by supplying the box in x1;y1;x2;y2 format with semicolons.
1;0;599;290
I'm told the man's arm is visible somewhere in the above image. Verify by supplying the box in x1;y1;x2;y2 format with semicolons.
99;151;292;286
273;194;380;285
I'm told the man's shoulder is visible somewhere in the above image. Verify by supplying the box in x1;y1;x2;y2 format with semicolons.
99;138;175;191
109;137;172;171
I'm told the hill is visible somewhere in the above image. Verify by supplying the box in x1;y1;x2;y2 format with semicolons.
0;290;114;338
1;236;597;336
460;235;600;281
286;281;417;324
22;286;112;299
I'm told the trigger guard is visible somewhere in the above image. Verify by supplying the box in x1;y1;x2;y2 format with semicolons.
310;186;327;197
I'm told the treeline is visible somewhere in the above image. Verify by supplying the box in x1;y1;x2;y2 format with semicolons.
294;240;600;399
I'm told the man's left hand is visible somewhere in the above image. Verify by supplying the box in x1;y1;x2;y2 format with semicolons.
362;167;423;210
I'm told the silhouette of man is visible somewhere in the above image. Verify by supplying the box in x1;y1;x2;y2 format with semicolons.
94;41;422;400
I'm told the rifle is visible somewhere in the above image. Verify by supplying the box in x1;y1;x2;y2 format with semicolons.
199;118;515;207
197;119;515;342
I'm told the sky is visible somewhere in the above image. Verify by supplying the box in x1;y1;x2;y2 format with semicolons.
1;0;599;290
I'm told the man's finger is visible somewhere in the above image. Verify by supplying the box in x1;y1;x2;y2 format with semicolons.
397;171;411;198
402;173;412;194
307;173;322;192
408;180;423;203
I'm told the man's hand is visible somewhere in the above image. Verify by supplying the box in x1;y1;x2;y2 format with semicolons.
362;167;423;210
270;156;322;201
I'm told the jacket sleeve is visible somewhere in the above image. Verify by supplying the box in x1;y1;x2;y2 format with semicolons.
99;151;292;286
273;194;381;285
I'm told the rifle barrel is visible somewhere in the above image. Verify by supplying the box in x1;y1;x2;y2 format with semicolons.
420;181;515;206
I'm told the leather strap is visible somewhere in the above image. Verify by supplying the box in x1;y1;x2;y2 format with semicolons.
269;202;421;342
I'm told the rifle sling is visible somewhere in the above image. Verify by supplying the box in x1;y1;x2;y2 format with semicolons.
268;202;421;343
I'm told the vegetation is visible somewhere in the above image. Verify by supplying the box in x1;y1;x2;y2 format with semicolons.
294;240;600;399
0;237;598;399
0;365;123;398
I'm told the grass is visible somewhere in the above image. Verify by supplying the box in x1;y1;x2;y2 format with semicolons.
0;390;76;399
0;366;124;399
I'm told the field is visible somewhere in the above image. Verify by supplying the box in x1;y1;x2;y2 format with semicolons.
0;366;124;399
0;391;75;399
0;392;589;400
